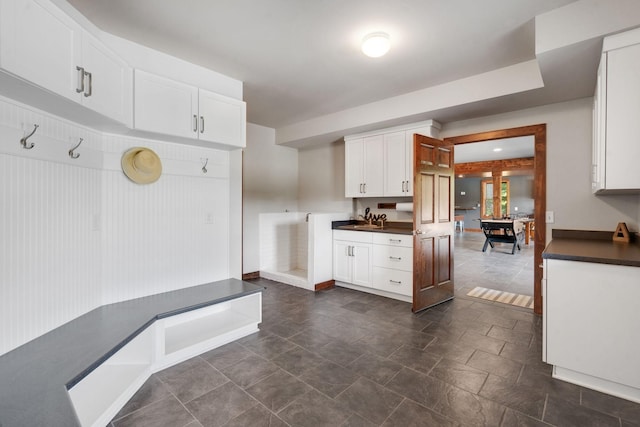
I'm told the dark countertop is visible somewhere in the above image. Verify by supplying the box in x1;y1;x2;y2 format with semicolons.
543;229;640;267
0;279;264;427
332;220;413;235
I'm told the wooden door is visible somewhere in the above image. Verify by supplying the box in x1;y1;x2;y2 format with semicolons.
412;134;454;312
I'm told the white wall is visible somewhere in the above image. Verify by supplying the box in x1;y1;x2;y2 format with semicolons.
440;97;640;237
297;140;354;214
0;97;237;355
243;123;298;274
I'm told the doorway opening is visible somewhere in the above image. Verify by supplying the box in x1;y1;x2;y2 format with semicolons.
444;125;546;315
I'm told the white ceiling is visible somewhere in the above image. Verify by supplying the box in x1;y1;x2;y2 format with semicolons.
64;0;580;132
454;136;534;163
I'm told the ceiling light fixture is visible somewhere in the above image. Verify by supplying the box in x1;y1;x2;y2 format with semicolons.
361;32;391;58
493;148;503;152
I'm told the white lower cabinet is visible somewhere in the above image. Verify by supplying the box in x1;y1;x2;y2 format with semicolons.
543;259;640;403
333;230;372;287
371;233;413;297
333;230;413;300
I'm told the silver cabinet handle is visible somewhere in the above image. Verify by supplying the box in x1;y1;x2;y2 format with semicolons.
83;71;92;97
402;181;406;192
200;116;205;133
389;256;402;261
389;280;402;284
415;230;425;235
76;66;85;93
359;183;363;194
193;115;198;132
389;239;401;243
363;183;366;193
349;246;354;257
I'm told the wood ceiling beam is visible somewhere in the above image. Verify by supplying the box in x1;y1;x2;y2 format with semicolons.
455;157;534;176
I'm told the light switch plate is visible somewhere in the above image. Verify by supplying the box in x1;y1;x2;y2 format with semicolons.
545;211;555;223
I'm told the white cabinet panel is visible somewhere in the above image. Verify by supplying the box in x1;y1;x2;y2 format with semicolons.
0;0;81;102
593;28;640;193
384;131;410;196
345;136;383;197
372;267;412;296
372;245;412;271
134;69;198;139
604;43;640;190
81;32;132;125
544;259;640;402
198;89;246;147
345;139;365;197
134;70;246;147
333;232;372;287
0;0;132;125
351;243;372;287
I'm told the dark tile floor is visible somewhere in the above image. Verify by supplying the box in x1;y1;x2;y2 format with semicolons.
455;231;535;297
110;278;640;427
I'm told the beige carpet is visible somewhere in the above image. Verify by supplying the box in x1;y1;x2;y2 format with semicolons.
467;286;534;309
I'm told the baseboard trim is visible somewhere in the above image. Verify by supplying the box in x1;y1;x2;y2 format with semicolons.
242;271;260;280
314;280;335;291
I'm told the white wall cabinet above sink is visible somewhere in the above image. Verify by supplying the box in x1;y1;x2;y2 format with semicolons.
345;135;384;197
0;0;132;126
345;121;440;198
134;70;246;148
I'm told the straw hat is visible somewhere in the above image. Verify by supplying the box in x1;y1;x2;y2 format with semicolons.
121;147;162;184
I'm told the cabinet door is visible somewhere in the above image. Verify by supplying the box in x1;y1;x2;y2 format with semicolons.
0;0;81;102
383;131;407;196
81;32;132;126
362;135;384;197
592;55;606;193
605;43;640;189
351;243;371;287
404;132;414;196
198;89;246;147
333;240;352;283
134;70;198;139
345;139;364;197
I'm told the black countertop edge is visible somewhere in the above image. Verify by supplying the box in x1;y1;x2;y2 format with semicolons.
542;252;640;267
331;220;414;235
551;228;639;242
543;230;640;268
0;278;264;427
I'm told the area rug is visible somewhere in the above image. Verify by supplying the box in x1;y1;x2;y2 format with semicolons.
466;286;534;309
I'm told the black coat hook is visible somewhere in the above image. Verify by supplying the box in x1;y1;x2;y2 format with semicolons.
69;138;83;159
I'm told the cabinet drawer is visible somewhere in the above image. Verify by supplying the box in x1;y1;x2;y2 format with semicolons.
372;233;412;247
372;267;412;296
372;245;412;271
333;230;373;243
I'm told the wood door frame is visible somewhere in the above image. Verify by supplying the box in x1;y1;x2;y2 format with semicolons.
444;124;546;315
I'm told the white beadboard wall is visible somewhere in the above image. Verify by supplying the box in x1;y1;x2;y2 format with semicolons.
259;212;307;273
0;96;233;356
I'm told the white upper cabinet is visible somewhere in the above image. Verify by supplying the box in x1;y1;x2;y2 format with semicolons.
0;0;81;101
198;89;246;147
593;28;640;193
0;0;132;125
345;136;384;197
383;131;412;196
134;70;246;147
134;70;199;139
79;32;133;126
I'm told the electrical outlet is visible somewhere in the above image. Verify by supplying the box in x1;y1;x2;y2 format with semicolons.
545;211;555;223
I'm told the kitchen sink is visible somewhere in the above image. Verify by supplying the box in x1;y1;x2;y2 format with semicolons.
340;224;383;230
